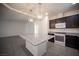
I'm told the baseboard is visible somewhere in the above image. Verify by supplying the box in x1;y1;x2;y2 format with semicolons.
0;34;19;38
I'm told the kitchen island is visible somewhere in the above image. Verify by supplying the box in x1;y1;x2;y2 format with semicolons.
20;34;54;56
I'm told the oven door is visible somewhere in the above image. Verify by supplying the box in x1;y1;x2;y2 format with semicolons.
55;34;65;46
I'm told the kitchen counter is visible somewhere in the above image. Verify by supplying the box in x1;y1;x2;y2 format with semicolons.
51;32;79;37
49;29;79;37
20;34;54;56
21;34;54;46
49;29;79;49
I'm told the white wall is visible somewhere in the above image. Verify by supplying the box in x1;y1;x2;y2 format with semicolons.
0;20;26;37
25;22;34;34
34;16;49;35
0;4;35;37
39;16;48;35
0;20;35;37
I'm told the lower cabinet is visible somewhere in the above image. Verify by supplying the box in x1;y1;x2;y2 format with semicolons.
48;33;54;42
65;35;79;50
48;37;54;42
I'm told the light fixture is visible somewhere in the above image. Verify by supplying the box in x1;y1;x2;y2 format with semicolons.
29;18;33;22
36;3;43;19
72;3;76;4
37;15;42;19
45;12;48;16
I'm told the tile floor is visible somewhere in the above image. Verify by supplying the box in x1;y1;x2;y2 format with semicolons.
0;36;79;56
45;42;79;56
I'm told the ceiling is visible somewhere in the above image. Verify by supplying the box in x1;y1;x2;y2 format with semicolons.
3;3;79;19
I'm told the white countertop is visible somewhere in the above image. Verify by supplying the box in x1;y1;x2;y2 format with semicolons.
49;29;79;34
21;34;54;46
49;29;79;36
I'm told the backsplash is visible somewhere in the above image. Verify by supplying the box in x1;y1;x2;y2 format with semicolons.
49;28;79;33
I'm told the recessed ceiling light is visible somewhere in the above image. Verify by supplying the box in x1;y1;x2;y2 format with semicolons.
72;3;76;4
37;15;42;19
45;12;48;15
29;19;33;22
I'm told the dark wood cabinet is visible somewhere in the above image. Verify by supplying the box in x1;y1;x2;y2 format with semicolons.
66;14;79;28
55;17;66;23
73;14;79;28
49;14;79;29
48;37;54;42
48;33;54;42
65;35;79;50
66;16;73;28
49;17;66;29
49;20;56;29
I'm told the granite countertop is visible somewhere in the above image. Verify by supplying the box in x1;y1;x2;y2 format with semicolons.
49;31;79;37
21;34;54;46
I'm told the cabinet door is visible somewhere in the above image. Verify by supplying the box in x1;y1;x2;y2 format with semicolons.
55;17;66;23
66;14;79;28
76;37;79;49
49;20;55;29
66;35;78;49
66;16;73;28
48;37;54;42
72;14;79;28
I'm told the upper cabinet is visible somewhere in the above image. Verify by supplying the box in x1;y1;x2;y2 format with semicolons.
49;14;79;29
49;20;56;29
66;14;79;28
55;17;66;23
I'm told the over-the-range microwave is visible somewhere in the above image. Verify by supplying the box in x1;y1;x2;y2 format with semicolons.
55;23;66;28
